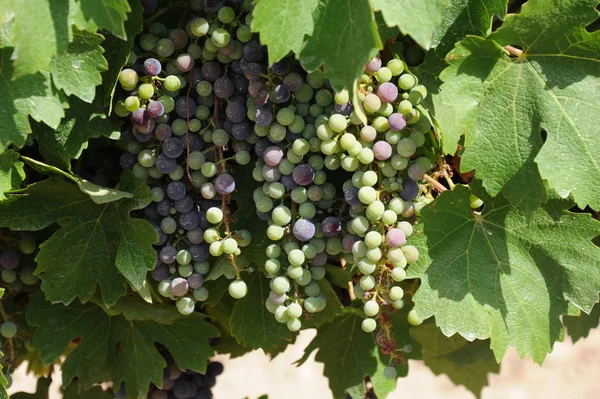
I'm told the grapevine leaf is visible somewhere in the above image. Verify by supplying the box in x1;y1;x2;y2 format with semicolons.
297;312;383;398
407;185;600;363
62;382;113;399
563;302;600;343
375;12;398;43
438;0;600;212
0;172;157;306
93;295;182;324
102;0;144;108
77;0;131;40
345;348;396;399
51;29;108;103
230;272;292;350
324;264;351;288
251;0;319;65
21;156;132;204
10;377;51;399
27;295;219;399
0;149;25;201
389;308;423;368
299;0;382;91
411;322;499;397
0;47;66;152
369;0;448;49
311;279;344;326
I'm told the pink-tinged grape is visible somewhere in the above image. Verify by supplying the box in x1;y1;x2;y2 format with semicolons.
408;163;426;181
176;53;194;72
146;101;164;118
171;277;189;297
292;164;315;186
263;146;284;166
130;108;149;126
143;58;162;76
0;250;19;270
373;141;392;160
360;126;377;142
214;173;235;195
365;57;382;73
377;82;398;103
293;219;316;241
387;228;406;248
388;113;407;131
363;94;381;113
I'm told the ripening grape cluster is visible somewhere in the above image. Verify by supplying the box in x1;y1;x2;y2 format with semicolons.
115;0;433;333
0;231;39;341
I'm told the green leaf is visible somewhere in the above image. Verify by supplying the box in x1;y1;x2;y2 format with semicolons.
230;272;292;351
77;0;131;40
299;0;382;91
311;279;344;326
51;29;108;103
407;185;600;363
21;156;132;204
93;295;182;324
62;382;113;399
0;149;25;200
11;377;51;399
27;295;219;399
345;348;396;399
251;0;319;65
564;302;600;343
0;171;157;306
370;0;448;49
324;264;351;288
297;312;383;399
102;0;143;108
375;12;398;43
0;47;66;152
411;322;499;397
438;0;600;211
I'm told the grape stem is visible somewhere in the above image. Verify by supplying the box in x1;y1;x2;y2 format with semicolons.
423;174;447;192
340;258;356;301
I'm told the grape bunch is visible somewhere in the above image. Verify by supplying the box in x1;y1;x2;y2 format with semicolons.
0;231;39;341
145;357;223;399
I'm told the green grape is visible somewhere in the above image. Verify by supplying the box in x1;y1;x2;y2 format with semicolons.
274;306;290;323
383;366;397;380
382;210;397;225
158;95;175;113
0;321;17;338
391;267;406;282
360;171;377;187
196;81;212;96
392;299;405;310
470;194;484;209
138;83;154;99
387;59;404;75
235;150;251;165
209;241;224;256
335;90;349;105
298;202;316;219
366;200;385;221
359;275;376;291
272;276;291;294
192;286;208;301
158;280;172;297
351;216;370;236
363;94;381;113
398;99;413;115
229;279;248;299
265;299;279;313
287;317;301;332
272;205;292;226
397;138;417;157
402;245;419;263
237;25;252;42
2;270;17;284
137;149;156;168
410;131;426;147
176;250;192;265
291;187;308;203
390;286;404;301
310;266;326;280
328;114;347;132
307;69;325;88
302;244;317;259
114;101;130;117
160;217;177;234
119;68;138;90
358;259;376;275
287;265;304;279
211;28;231;48
203;228;220;244
288;249;305;266
366;247;382;262
255;196;274;212
305;281;321;297
164;75;181;91
267;225;284;241
124;96;140;111
265;258;281;274
358;186;377;205
361;318;377;333
223;238;238;255
176;297;195;315
289;115;305;133
407;309;423;326
304;296;326;313
218;6;235;23
276;107;295;126
364;231;382;249
212;129;229;146
378;102;394;117
169;166;184;181
206;207;223;224
287;302;303;319
20;268;38;285
376;67;392;82
187;151;205;170
358;148;374;164
201;162;217;177
193;261;209;274
364;300;379;317
398;74;417;90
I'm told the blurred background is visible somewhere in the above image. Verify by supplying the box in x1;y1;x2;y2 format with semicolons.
8;324;600;399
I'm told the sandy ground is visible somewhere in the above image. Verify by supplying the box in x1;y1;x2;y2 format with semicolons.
9;326;600;399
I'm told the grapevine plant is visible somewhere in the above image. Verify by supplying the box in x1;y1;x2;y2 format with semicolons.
0;0;599;398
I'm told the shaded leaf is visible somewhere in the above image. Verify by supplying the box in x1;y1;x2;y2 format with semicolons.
0;149;25;200
564;302;600;343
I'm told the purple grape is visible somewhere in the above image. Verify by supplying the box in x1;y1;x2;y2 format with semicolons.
248;80;264;97
180;211;200;230
186;134;205;152
141;0;158;15
147;101;164;119
156;154;177;174
214;76;235;99
156;199;172;217
187;228;204;244
280;174;297;190
154;227;168;247
143;58;162;76
401;180;419;200
163;137;184;159
225;101;246;123
167;181;187;200
219;40;237;56
377;82;398;103
254;107;273;126
187;273;204;289
242;40;265;62
160;246;177;264
344;187;360;206
176;97;197;118
283;73;303;91
119;153;136;170
131;108;149;126
256;90;269;106
321;216;342;237
271;84;290;104
254;138;272;157
204;0;224;12
199;211;211;229
262;165;281;182
388;113;407;131
155;124;172;141
365;57;382;73
269;291;287;305
373;141;392;161
342;234;360;252
151;263;170;281
386;228;407;248
190;244;209;262
231;121;251;140
271;58;290;76
256;210;272;221
293;219;316;241
408;163;426;181
335;101;354;116
214;174;235;195
0;250;19;270
242;62;263;81
169;28;188;50
136;118;155;134
292;164;315;186
310;251;327;266
200;61;222;82
232;75;249;94
144;203;160;220
176;53;195;72
263;146;284;166
171;277;189;297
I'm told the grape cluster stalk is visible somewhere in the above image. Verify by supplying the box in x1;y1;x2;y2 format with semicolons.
116;0;435;364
